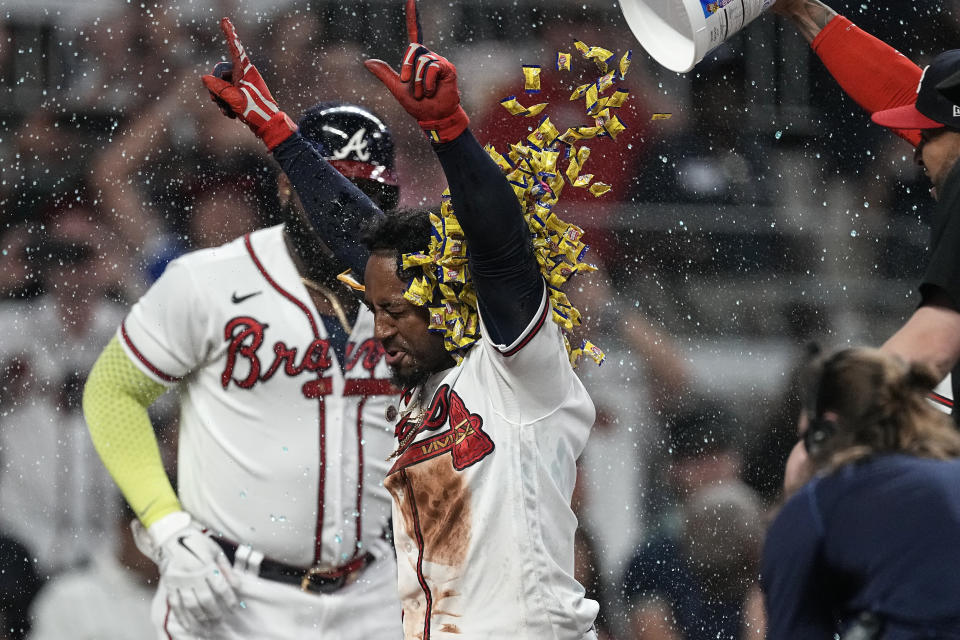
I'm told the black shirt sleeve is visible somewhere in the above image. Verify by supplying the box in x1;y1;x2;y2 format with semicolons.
432;129;544;346
920;159;960;311
272;132;382;276
917;161;960;424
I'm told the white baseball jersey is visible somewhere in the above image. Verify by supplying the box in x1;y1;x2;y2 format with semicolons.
120;224;396;568
385;286;599;639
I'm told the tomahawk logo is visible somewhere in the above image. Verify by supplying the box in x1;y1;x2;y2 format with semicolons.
331;128;371;161
388;386;495;474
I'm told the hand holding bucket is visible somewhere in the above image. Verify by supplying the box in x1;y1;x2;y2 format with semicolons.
619;0;776;72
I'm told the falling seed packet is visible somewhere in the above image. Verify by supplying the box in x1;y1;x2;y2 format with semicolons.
522;65;542;93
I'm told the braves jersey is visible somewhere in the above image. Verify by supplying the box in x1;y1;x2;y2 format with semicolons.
385;286;599;639
120;224;396;568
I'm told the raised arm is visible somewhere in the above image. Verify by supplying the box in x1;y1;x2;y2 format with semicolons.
271;133;382;276
772;0;922;146
770;0;837;43
202;18;382;277
364;1;542;344
432;131;543;344
883;164;960;379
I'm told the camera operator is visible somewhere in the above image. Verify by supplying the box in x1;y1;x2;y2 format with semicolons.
762;347;960;638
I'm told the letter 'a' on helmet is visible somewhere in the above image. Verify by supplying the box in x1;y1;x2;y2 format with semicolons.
298;102;400;211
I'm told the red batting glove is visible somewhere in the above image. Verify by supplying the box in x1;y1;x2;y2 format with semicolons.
364;0;468;144
201;18;297;150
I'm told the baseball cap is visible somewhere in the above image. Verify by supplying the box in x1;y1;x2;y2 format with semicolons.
872;50;960;131
937;67;960;106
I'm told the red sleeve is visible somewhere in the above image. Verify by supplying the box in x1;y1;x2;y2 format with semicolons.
812;15;924;147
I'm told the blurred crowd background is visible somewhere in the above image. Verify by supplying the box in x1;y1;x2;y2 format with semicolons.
0;0;957;638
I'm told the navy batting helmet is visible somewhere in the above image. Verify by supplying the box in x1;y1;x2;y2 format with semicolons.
298;102;399;211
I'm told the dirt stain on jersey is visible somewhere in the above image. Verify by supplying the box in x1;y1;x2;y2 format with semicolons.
435;589;460;603
440;624;461;634
385;458;471;566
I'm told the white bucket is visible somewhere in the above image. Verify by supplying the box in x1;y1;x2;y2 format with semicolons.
618;0;776;73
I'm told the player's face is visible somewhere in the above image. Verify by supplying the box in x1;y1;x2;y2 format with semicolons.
364;250;454;388
916;128;960;199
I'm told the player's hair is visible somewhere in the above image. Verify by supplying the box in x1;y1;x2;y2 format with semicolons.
360;208;436;279
805;347;960;470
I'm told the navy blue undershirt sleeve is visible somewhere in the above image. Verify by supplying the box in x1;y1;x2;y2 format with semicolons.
433;129;544;346
272;132;381;276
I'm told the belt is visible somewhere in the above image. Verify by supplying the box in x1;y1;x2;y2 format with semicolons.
214;537;374;594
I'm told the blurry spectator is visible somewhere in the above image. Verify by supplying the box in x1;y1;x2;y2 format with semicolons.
744;341;825;504
574;524;617;640
91;68;270;281
186;183;261;251
0;484;41;640
0;224;41;301
261;12;329;114
628;54;771;207
623;482;765;640
0;210;125;575
571;265;691;600
27;500;157;640
64;6;152;114
661;404;742;507
0;20;12;85
3;109;83;227
136;3;202;83
622;404;766;639
763;347;960;638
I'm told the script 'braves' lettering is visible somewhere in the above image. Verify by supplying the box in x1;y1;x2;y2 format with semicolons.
345;338;387;373
221;316;335;392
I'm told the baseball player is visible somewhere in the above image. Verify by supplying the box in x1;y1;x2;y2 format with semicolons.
349;1;599;637
771;0;960;394
768;0;960;496
82;19;403;639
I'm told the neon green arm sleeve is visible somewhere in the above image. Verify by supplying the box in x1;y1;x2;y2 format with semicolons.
83;335;182;527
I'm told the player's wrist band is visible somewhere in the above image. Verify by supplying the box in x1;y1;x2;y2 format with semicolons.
260;111;298;150
420;106;469;143
212;536;374;594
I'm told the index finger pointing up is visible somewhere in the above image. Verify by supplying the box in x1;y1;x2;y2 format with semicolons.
405;0;423;44
220;17;249;79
